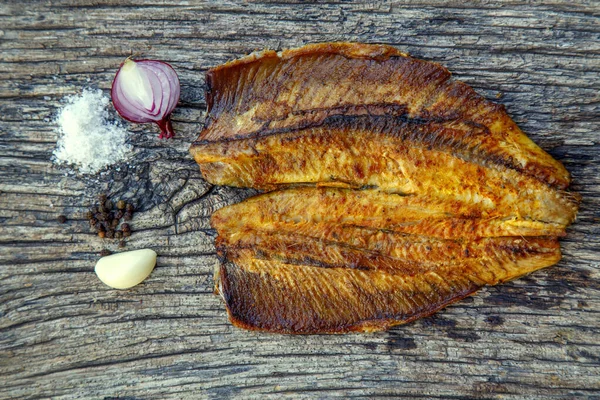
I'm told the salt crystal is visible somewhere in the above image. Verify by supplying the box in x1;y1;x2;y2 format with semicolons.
53;89;131;174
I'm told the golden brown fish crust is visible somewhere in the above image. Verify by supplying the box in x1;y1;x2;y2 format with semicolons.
195;117;578;227
193;42;570;189
219;258;481;334
192;43;579;334
211;187;568;239
212;187;562;333
217;243;559;333
217;228;561;283
213;196;562;277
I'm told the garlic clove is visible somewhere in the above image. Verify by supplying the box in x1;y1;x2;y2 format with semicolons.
95;249;157;289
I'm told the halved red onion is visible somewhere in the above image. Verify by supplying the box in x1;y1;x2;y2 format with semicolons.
111;58;180;139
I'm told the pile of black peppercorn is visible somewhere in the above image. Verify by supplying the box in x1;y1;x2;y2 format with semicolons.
86;194;135;248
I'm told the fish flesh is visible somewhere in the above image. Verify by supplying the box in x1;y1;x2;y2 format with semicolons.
193;116;578;228
190;43;579;333
211;187;567;241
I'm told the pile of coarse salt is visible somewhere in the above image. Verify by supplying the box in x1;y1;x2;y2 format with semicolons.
53;89;131;174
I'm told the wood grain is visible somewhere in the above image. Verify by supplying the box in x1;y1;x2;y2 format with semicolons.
1;0;599;398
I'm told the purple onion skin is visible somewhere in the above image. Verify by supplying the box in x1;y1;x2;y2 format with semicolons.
156;116;176;139
111;59;180;139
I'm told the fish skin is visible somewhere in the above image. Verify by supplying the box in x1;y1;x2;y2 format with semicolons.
193;42;570;189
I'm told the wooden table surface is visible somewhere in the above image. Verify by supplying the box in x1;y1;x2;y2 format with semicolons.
1;1;599;399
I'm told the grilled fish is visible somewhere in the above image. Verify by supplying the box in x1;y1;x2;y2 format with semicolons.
192;42;569;189
194;116;578;228
218;243;559;333
190;43;579;333
212;187;561;333
212;187;567;240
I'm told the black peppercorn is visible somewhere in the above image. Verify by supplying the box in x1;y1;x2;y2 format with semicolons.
89;217;98;226
99;249;112;257
123;213;132;221
98;194;107;203
95;222;104;231
118;240;126;248
97;212;108;222
116;200;126;210
115;210;124;219
105;229;114;239
125;203;134;212
115;230;123;239
123;231;131;238
111;219;120;228
121;223;130;232
104;200;113;210
57;215;67;223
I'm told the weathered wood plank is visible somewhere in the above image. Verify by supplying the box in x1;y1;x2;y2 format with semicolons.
1;0;599;399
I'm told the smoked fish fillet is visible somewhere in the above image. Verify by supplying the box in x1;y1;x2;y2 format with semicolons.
190;43;580;333
217;243;559;333
212;188;561;333
194;116;578;228
212;187;567;241
192;42;569;189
